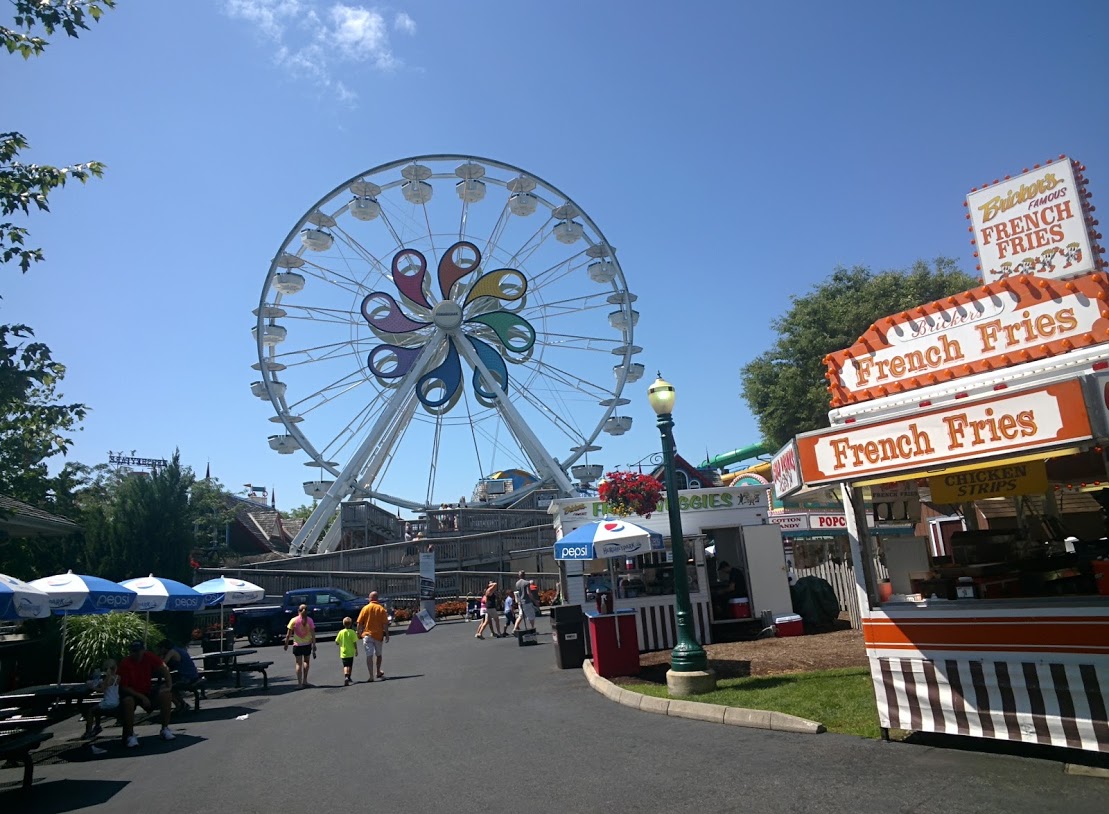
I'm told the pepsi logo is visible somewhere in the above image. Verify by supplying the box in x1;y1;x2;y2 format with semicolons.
603;522;623;532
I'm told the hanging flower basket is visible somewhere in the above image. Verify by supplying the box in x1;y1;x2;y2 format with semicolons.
598;471;662;518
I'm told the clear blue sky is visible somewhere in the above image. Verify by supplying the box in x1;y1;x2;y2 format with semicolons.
6;1;1108;515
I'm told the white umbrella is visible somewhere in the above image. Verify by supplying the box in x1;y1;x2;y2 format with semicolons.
29;571;137;683
121;575;205;644
0;573;51;620
191;576;266;641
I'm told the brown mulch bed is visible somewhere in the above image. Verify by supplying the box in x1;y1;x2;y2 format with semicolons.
619;625;868;685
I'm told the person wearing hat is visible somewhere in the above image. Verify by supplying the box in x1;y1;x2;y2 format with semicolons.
117;640;175;748
475;582;504;639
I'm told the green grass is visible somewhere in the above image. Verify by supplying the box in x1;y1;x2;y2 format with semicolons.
628;667;884;738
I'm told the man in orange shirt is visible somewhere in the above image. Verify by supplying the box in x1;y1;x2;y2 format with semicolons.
356;591;390;682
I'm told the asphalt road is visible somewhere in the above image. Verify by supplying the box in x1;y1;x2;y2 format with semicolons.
2;616;1105;814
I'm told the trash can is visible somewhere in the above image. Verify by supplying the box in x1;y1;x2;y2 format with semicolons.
585;608;640;678
550;604;586;669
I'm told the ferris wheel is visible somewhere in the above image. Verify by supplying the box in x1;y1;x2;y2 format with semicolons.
252;155;643;553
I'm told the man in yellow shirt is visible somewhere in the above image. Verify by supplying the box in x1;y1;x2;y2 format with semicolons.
356;591;390;682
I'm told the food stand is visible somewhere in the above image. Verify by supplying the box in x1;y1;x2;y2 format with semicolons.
549;484;792;651
774;156;1109;754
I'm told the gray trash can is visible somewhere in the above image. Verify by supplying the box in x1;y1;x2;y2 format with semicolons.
549;604;586;669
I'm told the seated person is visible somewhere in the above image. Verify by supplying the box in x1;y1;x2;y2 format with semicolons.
156;638;200;713
117;640;175;748
81;658;120;740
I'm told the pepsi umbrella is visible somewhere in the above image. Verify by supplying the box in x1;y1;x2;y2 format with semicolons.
191;576;266;640
553;519;664;649
121;575;204;645
553;519;664;561
0;573;51;620
29;571;137;683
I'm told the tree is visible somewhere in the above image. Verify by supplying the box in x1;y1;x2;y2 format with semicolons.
0;1;114;510
2;1;115;59
81;452;198;583
0;324;87;505
740;258;980;448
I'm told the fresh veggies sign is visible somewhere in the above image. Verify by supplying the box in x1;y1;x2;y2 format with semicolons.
967;157;1102;282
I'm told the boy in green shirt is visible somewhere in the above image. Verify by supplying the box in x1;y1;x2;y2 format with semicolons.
335;617;359;686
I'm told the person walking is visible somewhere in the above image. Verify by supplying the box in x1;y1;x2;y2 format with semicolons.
335;616;359;686
503;590;516;632
356;591;390;681
284;603;317;688
513;570;537;634
475;582;503;639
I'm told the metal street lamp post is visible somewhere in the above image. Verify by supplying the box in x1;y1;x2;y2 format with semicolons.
648;375;714;690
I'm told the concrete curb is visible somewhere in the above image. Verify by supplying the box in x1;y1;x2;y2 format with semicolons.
581;659;825;735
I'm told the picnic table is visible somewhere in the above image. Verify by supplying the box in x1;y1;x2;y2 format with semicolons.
193;649;273;688
0;684;91;792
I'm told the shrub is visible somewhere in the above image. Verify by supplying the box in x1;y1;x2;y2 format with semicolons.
538;589;557;606
435;600;467;619
65;612;165;678
393;609;411;623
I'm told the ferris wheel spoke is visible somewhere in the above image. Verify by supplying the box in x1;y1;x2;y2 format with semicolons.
273;339;363;367
285;373;370;416
329;226;391;286
295;257;370;299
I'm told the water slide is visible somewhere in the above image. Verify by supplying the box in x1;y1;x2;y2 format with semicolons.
700;443;772;486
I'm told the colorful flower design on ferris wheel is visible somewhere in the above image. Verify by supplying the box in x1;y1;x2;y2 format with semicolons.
360;241;537;415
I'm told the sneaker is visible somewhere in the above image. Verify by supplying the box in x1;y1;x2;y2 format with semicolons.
344;678;352;686
90;744;107;755
160;726;175;741
80;730;94;741
125;735;140;749
91;724;102;738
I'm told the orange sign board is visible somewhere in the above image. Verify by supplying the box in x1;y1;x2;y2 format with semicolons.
796;379;1091;486
825;272;1109;407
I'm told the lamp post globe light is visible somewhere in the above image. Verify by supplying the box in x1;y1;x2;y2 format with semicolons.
647;374;716;694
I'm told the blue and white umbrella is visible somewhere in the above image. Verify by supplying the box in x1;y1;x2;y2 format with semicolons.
122;574;205;645
192;575;266;639
29;571;137;614
29;571;137;683
554;519;664;561
0;573;51;620
121;575;204;613
191;576;266;608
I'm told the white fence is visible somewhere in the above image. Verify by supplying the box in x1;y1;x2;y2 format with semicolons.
793;556;887;630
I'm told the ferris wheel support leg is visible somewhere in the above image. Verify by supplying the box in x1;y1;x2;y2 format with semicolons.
288;335;444;555
453;333;575;496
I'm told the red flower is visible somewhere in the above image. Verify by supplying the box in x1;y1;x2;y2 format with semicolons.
598;471;662;518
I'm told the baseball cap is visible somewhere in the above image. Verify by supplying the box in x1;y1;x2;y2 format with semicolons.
129;640;144;651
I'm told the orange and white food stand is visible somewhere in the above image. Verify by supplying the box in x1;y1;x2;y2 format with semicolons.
775;158;1109;753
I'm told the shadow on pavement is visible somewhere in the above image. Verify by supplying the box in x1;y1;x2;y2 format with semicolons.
902;731;1109;769
54;733;204;763
173;704;260;723
0;778;128;812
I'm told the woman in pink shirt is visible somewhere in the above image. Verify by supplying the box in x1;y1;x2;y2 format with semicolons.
283;604;317;688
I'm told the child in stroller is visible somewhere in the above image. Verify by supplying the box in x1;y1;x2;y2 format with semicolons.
466;597;482;621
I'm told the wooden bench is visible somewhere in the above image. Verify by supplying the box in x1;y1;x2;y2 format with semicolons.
0;730;53;792
232;661;273;689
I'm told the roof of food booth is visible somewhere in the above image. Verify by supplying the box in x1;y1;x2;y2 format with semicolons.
549;484;769;537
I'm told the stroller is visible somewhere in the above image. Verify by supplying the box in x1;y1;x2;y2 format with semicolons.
465;598;482;621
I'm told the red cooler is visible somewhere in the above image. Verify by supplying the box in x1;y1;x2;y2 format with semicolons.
585;608;640;678
774;614;803;637
728;598;751;619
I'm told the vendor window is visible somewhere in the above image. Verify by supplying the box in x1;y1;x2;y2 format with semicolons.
611;549;699;598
